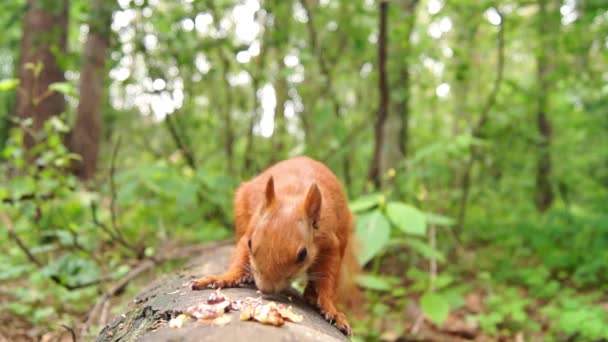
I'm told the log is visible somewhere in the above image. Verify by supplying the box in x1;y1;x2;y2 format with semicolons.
96;244;350;342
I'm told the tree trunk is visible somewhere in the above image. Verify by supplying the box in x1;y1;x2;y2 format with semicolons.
95;244;349;342
368;1;389;189
15;0;69;149
535;0;554;211
221;54;235;175
396;0;419;160
272;75;288;163
68;0;113;180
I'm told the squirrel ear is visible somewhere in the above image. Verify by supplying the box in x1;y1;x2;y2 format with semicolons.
264;176;275;206
304;183;322;229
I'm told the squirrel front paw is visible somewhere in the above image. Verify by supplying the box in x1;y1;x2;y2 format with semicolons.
321;309;352;336
191;273;252;290
191;275;235;290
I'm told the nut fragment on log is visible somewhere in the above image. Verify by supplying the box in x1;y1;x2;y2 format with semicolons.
96;244;349;342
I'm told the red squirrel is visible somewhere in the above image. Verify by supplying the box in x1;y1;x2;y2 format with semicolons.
192;156;359;335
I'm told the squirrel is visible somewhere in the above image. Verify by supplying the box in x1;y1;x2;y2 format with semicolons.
191;156;360;335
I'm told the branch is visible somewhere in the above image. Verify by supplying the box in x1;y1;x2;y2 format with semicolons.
109;136;122;239
2;192;56;204
1;212;114;290
455;9;505;235
164;112;197;170
473;10;505;137
61;324;77;342
90;202;139;256
1;212;43;267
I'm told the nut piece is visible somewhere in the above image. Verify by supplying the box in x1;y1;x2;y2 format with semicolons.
186;290;231;320
276;304;304;323
169;314;189;328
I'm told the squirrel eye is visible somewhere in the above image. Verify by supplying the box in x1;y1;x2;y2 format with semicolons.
296;247;307;264
248;239;252;250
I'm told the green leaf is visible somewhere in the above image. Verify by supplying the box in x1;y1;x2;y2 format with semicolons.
349;193;383;213
49;82;77;97
401;238;446;263
356;274;392;291
385;202;427;236
48;116;70;133
420;291;449;325
355;210;390;265
0;78;19;91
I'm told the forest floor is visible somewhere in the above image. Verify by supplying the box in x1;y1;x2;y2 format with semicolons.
1;240;606;342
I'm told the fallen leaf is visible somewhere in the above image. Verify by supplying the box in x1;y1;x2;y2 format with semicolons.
465;293;484;313
440;313;478;339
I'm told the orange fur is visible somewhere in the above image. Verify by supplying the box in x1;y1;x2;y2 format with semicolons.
192;156;360;335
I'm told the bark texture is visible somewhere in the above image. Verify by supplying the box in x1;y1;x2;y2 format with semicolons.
16;0;69;148
396;0;419;160
368;1;389;189
68;0;113;180
96;244;349;342
535;0;555;211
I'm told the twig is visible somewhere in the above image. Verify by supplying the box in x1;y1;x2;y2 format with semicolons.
88;138;144;258
2;191;61;204
109;136;122;239
1;212;113;290
1;212;43;267
411;314;425;334
98;299;110;329
81;259;158;338
90;202;136;253
164;112;196;170
61;324;77;342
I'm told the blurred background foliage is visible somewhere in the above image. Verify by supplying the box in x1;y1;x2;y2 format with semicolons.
1;0;607;341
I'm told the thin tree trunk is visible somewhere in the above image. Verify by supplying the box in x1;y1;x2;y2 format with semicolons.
220;53;234;175
454;9;505;234
68;0;113;180
368;0;389;189
535;0;554;211
451;10;480;136
272;75;288;163
244;81;259;175
16;0;69;149
396;0;419;160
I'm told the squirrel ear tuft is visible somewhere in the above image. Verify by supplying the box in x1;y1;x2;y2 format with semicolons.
304;183;322;229
264;176;275;206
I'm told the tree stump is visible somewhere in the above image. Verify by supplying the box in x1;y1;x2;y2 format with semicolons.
96;244;350;342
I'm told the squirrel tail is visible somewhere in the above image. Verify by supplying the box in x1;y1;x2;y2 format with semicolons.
336;222;364;317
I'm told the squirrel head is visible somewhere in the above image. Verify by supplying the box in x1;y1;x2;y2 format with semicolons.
248;176;321;294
